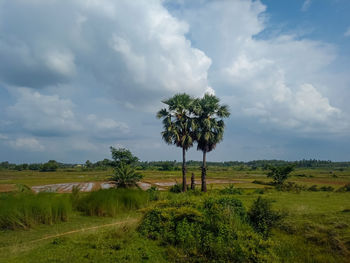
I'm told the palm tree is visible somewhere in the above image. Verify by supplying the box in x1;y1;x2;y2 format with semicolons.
193;94;230;192
157;93;195;192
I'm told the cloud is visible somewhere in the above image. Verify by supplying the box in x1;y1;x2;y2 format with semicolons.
7;88;81;136
344;27;350;37
301;0;312;12
8;137;45;151
173;0;347;134
0;0;211;110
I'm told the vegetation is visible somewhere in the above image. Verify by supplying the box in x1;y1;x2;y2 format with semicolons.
139;196;275;262
0;192;71;230
193;94;230;192
267;165;295;185
157;93;195;192
111;163;143;188
76;188;148;217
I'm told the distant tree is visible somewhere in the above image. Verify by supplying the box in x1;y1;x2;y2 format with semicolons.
111;163;143;188
157;93;195;192
85;160;93;168
267;165;294;185
193;94;230;192
40;160;59;172
110;147;139;167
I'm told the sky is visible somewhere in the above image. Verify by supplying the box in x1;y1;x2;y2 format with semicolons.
0;0;349;163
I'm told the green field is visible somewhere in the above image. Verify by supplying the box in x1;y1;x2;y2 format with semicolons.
0;167;350;262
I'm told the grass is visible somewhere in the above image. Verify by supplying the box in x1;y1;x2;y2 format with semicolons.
0;192;72;230
76;188;149;217
0;167;350;262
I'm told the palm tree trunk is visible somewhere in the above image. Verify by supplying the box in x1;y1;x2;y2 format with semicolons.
201;150;207;192
182;147;187;192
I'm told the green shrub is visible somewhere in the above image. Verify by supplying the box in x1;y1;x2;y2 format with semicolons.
248;197;283;238
146;186;160;201
319;186;334;192
0;192;72;230
139;196;275;262
308;185;319;191
76;188;148;217
219;184;243;195
111;164;143;188
276;182;307;192
169;183;183;193
336;183;350;192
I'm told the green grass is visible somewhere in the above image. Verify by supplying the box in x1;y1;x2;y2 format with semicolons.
0;192;72;230
76;188;149;217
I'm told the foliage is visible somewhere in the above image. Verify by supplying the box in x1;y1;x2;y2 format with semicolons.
157;93;196;192
147;186;160;201
248;197;283;238
275;182;307;192
192;93;230;192
337;183;350;192
267;165;295;185
169;182;184;193
111;163;143;188
139;196;275;262
76;188;148;217
219;184;243;195
40;160;59;172
0;192;72;230
110;147;139;167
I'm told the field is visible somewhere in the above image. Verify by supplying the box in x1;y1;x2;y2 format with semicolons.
0;166;350;262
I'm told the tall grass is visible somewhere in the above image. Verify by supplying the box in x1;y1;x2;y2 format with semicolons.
76;188;149;217
0;192;72;230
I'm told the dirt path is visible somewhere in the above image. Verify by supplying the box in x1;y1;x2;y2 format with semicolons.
28;218;138;244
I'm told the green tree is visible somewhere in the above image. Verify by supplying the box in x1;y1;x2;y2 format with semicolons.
193;94;230;192
85;160;93;168
267;165;294;185
111;163;143;188
110;147;139;167
40;160;59;172
157;93;195;192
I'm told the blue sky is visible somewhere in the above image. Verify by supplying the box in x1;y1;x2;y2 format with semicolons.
0;0;349;163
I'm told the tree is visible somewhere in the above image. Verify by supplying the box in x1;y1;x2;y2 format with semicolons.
193;94;230;192
40;160;59;172
111;163;143;188
110;147;139;167
85;160;93;168
267;165;294;185
157;93;195;192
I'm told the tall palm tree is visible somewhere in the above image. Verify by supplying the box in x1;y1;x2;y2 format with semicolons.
157;93;195;192
193;94;230;192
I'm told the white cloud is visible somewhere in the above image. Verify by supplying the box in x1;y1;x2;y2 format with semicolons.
301;0;312;12
9;137;45;151
344;27;350;37
0;134;8;140
7;88;81;136
177;0;346;133
0;0;212;110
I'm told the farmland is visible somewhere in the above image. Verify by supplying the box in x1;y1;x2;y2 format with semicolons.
0;166;350;262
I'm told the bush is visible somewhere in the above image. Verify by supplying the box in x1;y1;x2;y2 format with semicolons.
169;183;184;193
319;186;334;192
276;182;307;192
111;164;143;188
139;196;275;262
219;184;243;195
248;197;283;238
0;192;72;230
76;188;148;217
337;183;350;192
308;185;319;192
146;186;160;201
